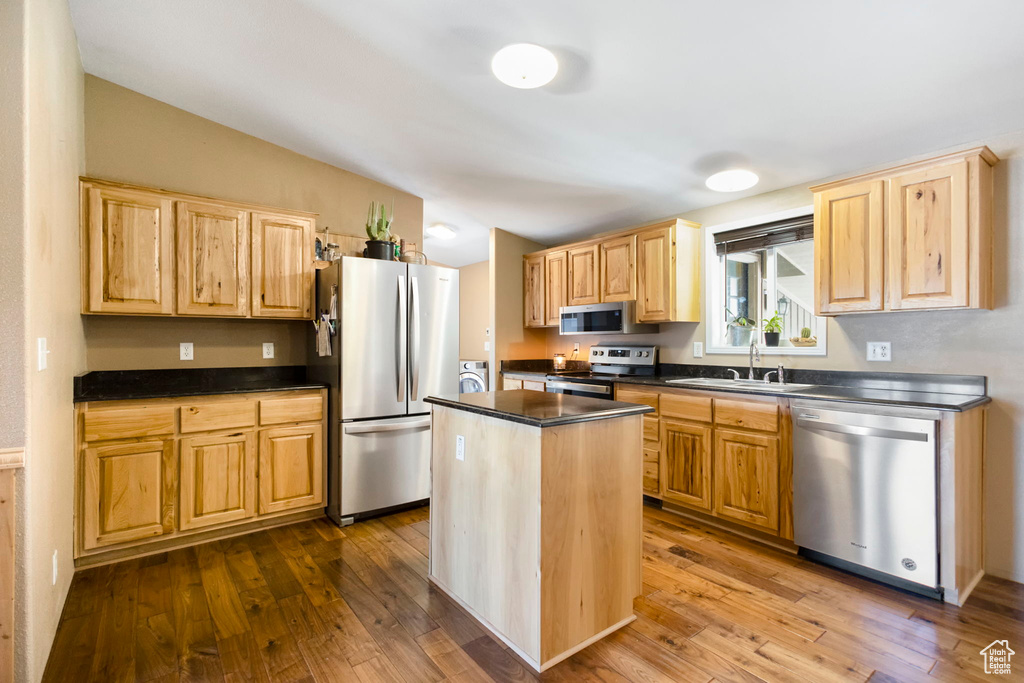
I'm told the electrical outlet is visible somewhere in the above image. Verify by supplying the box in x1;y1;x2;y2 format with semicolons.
262;342;275;359
867;342;892;362
37;337;50;371
693;341;704;358
52;550;58;586
180;342;194;361
485;327;491;337
455;435;465;461
573;342;580;354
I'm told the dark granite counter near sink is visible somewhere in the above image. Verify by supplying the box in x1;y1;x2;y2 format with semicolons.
74;366;328;402
425;390;653;427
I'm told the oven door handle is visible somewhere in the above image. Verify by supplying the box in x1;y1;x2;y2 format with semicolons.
546;381;611;394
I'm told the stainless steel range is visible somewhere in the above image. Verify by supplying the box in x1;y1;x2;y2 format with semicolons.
545;344;658;399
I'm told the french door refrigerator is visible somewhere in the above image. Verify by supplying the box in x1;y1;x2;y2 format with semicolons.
310;256;459;525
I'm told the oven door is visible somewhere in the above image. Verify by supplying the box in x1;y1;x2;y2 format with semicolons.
545;380;613;400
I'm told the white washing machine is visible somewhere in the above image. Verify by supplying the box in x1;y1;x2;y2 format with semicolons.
459;360;488;393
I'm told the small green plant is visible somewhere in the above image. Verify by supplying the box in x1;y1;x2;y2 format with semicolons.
365;200;394;241
726;309;752;327
800;326;812;339
762;311;783;333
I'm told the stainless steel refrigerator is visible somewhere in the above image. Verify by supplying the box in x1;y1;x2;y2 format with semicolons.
309;256;459;525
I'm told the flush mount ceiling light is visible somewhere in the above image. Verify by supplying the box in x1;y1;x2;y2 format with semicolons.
491;43;558;89
425;223;456;240
705;169;759;192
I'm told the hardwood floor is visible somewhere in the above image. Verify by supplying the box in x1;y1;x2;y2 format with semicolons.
43;504;1023;682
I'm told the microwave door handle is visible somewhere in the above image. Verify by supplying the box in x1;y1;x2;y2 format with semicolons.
410;276;420;401
397;276;407;402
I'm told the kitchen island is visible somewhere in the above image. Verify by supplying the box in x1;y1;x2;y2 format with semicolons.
425;390;654;672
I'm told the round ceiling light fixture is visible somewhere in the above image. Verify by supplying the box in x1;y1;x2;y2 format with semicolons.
491;43;558;89
705;169;759;192
425;223;456;240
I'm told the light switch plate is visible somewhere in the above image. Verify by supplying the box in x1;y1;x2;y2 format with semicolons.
483;341;491;352
455;435;465;461
37;337;49;371
867;341;892;362
180;342;194;361
262;342;275;359
52;550;58;586
693;341;704;358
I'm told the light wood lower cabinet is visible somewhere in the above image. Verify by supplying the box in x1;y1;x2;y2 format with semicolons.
713;428;779;531
76;389;326;564
660;419;712;511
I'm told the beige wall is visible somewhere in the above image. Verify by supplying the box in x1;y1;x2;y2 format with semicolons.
488;228;548;387
83;75;424;370
459;260;489;362
536;133;1024;583
17;0;87;680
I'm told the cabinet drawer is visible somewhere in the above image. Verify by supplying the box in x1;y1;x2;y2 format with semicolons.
714;398;778;432
82;405;177;442
643;415;660;442
503;378;523;390
523;380;546;392
616;387;660;415
259;395;323;425
643;447;660;495
180;401;256;433
660;392;712;423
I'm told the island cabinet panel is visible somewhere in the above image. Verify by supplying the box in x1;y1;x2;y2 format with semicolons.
83;185;175;315
598;234;636;302
251;212;314;319
176;201;250;317
82;439;176;550
258;424;323;514
179;432;256;530
713;429;780;531
523;253;546;327
659;419;712;511
567;244;600;305
544;251;568;326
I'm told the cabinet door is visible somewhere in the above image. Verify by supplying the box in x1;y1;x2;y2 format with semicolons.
251;212;314;319
179;432;256;530
503;378;523;390
523;254;545;327
82;439;175;550
176;201;249;316
888;160;969;310
659;419;712;511
713;428;779;531
258;424;323;514
544;250;568;326
814;180;885;314
84;185;174;315
599;235;636;303
643;446;660;496
567;244;600;305
636;227;674;322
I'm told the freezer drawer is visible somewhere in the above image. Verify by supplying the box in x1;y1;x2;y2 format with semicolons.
340;415;430;518
793;404;939;589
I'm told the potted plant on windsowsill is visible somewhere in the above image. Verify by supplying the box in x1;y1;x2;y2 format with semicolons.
365;200;395;260
726;312;755;347
790;326;818;347
762;311;783;347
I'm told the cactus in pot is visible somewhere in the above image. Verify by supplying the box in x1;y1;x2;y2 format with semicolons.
800;326;812;339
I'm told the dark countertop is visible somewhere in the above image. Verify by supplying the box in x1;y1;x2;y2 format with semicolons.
74;366;328;403
425;390;654;427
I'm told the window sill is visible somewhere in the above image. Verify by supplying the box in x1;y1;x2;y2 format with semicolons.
705;345;827;357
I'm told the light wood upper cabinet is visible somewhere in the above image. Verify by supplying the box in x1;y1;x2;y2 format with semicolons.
258;424;324;515
713;428;779;532
251;212;314;319
176;201;250;317
523;253;545;328
599;234;636;303
813;180;885;314
179;431;256;530
659;418;712;511
83;185;175;315
544;250;567;326
636;220;701;323
567;244;600;306
812;147;996;315
81;439;175;550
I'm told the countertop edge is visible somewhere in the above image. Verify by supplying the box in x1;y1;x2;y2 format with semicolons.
425;395;654;427
74;383;329;404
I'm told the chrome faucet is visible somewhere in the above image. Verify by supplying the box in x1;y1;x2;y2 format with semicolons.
764;364;786;385
748;341;760;380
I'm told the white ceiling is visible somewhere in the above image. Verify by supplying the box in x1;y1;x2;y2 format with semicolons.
70;0;1024;266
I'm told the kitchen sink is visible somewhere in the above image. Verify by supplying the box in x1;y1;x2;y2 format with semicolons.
664;377;816;392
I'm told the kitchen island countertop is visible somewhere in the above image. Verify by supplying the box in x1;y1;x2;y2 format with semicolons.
424;390;654;427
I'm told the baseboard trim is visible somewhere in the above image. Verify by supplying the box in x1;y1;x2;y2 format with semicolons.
0;448;25;471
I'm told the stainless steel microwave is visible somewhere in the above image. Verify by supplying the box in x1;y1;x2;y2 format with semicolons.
558;301;659;335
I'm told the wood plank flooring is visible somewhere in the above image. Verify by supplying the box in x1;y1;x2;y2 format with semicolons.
43;505;1024;682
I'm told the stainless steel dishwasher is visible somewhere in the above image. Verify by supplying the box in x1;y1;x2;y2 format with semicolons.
792;400;941;597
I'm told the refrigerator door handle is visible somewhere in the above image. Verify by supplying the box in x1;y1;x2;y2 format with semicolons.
343;418;431;434
410;276;421;401
397;276;407;402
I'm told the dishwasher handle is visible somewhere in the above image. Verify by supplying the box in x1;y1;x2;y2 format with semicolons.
795;416;930;442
